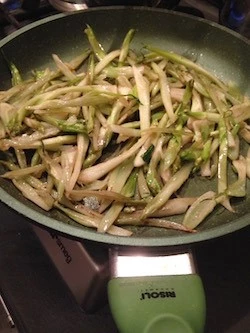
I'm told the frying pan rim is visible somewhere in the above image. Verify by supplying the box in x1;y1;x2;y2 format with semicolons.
0;183;249;247
0;6;249;247
0;6;249;48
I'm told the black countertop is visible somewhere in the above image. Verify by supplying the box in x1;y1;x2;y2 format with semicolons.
0;202;249;333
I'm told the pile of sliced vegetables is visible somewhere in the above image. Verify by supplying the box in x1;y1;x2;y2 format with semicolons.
0;26;249;237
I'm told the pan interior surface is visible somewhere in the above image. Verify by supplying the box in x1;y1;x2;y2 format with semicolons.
0;7;249;247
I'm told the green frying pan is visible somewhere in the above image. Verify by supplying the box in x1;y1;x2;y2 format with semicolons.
0;7;249;333
0;7;249;247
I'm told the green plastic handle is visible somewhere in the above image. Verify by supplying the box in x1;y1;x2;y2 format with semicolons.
108;274;206;333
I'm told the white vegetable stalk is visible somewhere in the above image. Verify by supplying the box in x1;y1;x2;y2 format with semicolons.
99;158;135;213
109;124;141;137
78;135;147;184
141;163;193;219
227;156;247;197
94;50;121;76
52;54;76;81
67;134;89;192
183;191;217;229
13;179;53;211
132;65;151;131
2;164;45;179
151;62;176;124
55;202;132;237
247;147;250;179
61;146;77;192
